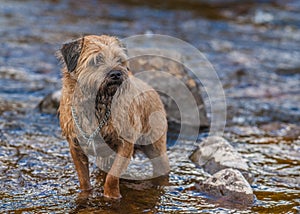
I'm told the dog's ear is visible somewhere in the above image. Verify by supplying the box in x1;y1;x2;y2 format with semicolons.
60;38;84;72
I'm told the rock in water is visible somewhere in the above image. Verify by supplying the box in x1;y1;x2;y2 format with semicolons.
128;48;209;129
38;90;61;114
197;168;255;205
190;136;252;182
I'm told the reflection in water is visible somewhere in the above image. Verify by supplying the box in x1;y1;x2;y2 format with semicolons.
72;170;167;213
0;0;300;213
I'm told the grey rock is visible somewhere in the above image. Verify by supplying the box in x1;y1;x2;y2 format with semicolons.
38;90;61;114
197;168;255;205
129;48;209;129
190;136;252;182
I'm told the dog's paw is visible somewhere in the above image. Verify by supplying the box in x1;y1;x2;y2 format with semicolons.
103;190;122;200
104;174;122;199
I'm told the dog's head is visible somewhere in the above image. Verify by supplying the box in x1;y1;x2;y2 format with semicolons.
60;35;130;96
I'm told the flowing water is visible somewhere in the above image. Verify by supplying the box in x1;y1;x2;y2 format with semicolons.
0;0;299;213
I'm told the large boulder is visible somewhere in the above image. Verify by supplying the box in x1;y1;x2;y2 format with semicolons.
128;48;209;128
197;168;255;205
190;136;252;182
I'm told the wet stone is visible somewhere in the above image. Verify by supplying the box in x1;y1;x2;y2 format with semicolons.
38;90;61;114
190;136;252;182
128;48;209;128
197;168;255;206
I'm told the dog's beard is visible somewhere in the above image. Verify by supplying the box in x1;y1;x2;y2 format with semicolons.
102;79;123;96
95;78;126;123
74;69;129;128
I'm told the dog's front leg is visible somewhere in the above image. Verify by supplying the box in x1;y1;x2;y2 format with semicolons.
104;141;133;199
69;138;92;192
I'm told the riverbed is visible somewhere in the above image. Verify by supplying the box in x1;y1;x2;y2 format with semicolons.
0;0;299;213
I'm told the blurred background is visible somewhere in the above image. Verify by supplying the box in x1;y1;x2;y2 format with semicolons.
0;0;299;213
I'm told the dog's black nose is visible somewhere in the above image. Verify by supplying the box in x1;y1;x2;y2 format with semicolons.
109;70;122;80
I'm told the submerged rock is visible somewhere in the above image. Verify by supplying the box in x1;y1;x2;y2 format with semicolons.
197;168;255;205
190;136;252;182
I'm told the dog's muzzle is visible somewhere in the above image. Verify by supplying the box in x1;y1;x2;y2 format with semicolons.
109;70;123;80
106;70;126;87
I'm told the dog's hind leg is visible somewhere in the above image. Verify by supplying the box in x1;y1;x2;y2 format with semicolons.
140;134;170;177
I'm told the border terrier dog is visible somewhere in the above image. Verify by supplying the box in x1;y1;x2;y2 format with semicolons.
58;35;170;199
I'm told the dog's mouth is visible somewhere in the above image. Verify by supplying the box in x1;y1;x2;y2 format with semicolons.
106;79;123;87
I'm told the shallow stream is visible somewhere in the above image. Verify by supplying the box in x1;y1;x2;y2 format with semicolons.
0;0;299;213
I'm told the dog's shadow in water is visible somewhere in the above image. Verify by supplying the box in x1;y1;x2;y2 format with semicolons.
72;170;169;213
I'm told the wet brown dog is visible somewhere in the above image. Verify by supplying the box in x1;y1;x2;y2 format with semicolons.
58;35;169;199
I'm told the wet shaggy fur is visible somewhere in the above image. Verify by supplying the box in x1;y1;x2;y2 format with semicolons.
58;35;169;199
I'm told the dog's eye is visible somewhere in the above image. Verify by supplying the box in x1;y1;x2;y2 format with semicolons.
96;54;104;64
91;54;104;66
117;58;123;64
